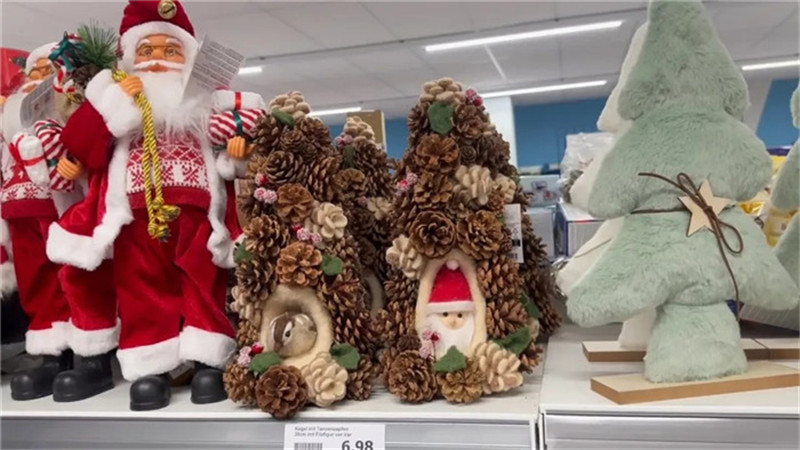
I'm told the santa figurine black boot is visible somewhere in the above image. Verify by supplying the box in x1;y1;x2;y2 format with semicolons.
52;350;115;402
10;349;73;400
191;362;227;404
129;373;171;411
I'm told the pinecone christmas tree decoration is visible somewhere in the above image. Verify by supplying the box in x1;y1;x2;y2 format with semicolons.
520;215;562;337
255;365;308;420
436;359;485;404
387;350;438;403
224;362;258;406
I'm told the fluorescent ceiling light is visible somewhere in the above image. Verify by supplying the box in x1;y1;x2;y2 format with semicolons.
482;80;608;99
741;59;799;72
309;106;362;117
425;20;623;52
238;66;263;75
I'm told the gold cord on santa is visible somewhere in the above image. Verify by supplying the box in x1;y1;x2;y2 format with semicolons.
112;69;180;241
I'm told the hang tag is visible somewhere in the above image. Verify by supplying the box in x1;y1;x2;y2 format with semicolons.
20;76;55;128
284;423;386;450
504;204;524;264
183;35;245;100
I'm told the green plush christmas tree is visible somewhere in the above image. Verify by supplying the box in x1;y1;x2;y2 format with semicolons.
772;86;799;286
567;0;799;383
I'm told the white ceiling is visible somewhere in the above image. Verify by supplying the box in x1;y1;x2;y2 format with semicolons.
1;0;798;120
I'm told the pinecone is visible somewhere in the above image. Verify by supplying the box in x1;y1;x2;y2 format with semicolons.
255;365;308;420
453;104;485;142
392;194;420;239
380;346;400;387
519;342;544;372
71;64;101;91
224;362;258;406
306;155;343;202
436;359;485;404
409;211;456;259
276;184;314;223
412;172;453;210
305;201;348;242
396;334;421;351
318;269;362;314
276;242;323;287
413;134;460;174
472;342;524;395
453;164;493;206
386;235;426;280
478;255;522;300
485;187;506;213
296;117;332;152
253;114;283;155
459;145;477;166
326;235;360;268
236;319;261;347
264;150;303;187
245;215;289;259
357;238;378;268
477;133;510;173
534;295;562;338
335;168;368;201
235;254;276;308
346;358;376;401
237;180;272;220
347;206;374;237
331;309;375;356
301;353;348;407
279;128;308;154
485;297;528;338
387;350;438;403
520;215;562;336
385;269;419;305
457;211;506;261
407;104;430;147
269;91;311;120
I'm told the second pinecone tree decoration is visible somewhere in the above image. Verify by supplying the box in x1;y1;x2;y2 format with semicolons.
225;92;377;419
378;78;562;404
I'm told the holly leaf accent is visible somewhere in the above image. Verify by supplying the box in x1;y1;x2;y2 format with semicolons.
343;145;355;169
433;346;467;373
249;351;282;374
234;244;252;264
330;343;361;371
494;327;532;356
322;255;343;276
520;293;541;319
428;101;454;135
272;108;295;127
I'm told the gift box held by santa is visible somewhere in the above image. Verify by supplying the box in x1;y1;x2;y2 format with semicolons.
48;0;262;410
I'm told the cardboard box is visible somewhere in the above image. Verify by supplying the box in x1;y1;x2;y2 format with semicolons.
555;202;604;257
519;174;560;207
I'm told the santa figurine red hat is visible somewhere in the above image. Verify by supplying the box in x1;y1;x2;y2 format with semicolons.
118;0;198;73
427;267;474;314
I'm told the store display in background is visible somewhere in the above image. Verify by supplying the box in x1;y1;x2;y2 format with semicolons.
0;48;28;98
347;110;386;150
519;174;560;207
554;202;603;258
558;132;614;204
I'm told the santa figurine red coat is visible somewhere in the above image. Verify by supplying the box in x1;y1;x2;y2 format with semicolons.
47;0;263;410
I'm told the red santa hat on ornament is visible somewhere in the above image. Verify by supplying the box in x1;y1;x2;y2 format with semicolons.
427;265;474;314
118;0;198;72
25;42;57;74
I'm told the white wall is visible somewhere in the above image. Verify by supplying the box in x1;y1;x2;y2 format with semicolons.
483;96;517;166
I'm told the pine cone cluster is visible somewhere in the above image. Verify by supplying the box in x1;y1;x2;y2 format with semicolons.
276;184;314;223
407;104;430;147
457;211;505;261
409;211;455;258
341;116;375;143
276;242;323;287
253;114;283;155
386;350;438;403
255;365;308;420
436;360;485;404
419;78;467;107
472;342;524;395
453;104;484;142
264;151;304;187
269;91;311;120
301;353;348;407
346;357;377;401
224;362;258;406
306;155;342;202
478;255;522;300
413;135;460;175
296;117;333;154
334;168;368;201
413;172;453;210
485;298;528;338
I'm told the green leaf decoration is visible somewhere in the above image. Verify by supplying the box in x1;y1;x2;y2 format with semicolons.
234;244;253;264
322;255;343;276
330;343;361;371
519;293;541;319
343;145;355;168
428;101;454;135
494;327;532;356
433;346;467;373
272;108;296;127
249;351;282;375
76;20;118;70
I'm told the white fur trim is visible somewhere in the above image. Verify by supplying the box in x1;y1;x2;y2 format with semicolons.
414;250;487;358
597;23;648;133
211;91;266;112
0;261;16;296
15;133;49;186
67;319;120;357
25;42;58;73
26;322;69;356
84;70;141;138
178;326;236;369
117;337;180;381
202;136;237;268
427;300;474;314
119;22;198;74
215;152;247;181
47;139;133;270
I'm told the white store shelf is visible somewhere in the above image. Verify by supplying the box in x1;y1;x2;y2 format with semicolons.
539;324;800;449
1;358;543;450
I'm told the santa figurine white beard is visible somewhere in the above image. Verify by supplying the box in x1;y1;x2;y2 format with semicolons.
133;61;209;132
422;310;475;359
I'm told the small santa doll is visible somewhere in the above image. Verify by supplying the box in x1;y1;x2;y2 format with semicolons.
421;263;476;360
49;0;263;410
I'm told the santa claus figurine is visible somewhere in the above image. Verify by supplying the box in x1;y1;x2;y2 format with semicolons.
48;0;262;410
421;261;476;360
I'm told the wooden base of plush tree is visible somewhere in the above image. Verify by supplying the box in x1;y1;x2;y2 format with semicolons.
582;339;773;362
755;338;800;360
591;362;800;404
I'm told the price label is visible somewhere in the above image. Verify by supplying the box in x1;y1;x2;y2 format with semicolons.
20;76;55;128
284;423;385;450
183;35;245;100
504;204;524;264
